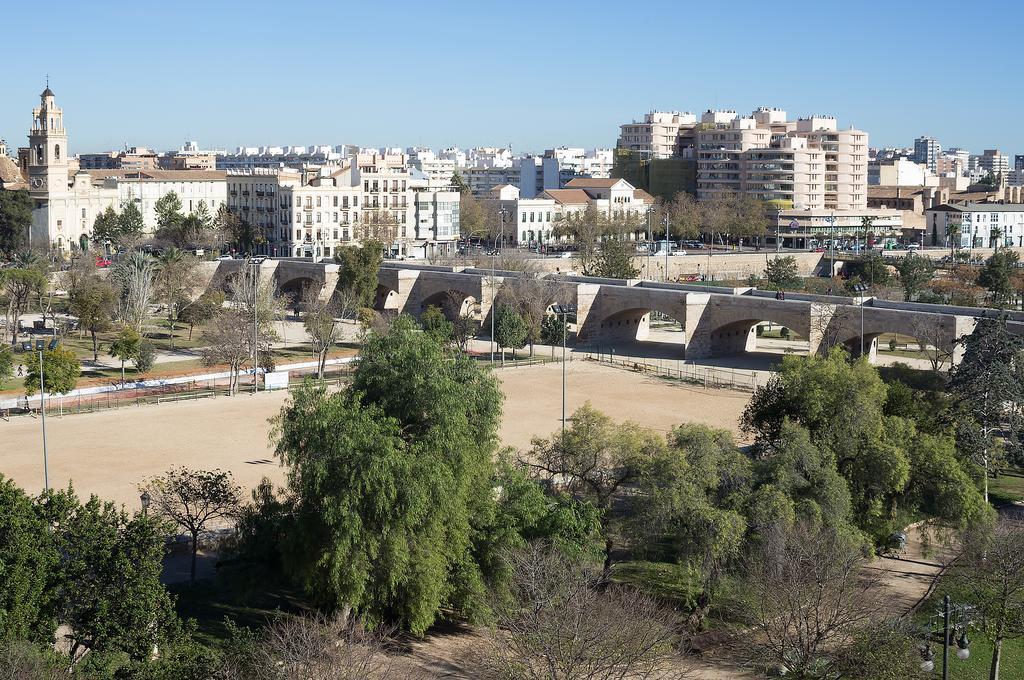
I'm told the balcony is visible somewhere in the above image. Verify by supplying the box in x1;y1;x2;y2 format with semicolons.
242;190;250;196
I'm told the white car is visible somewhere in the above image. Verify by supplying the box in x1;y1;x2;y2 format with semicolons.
215;254;233;261
671;250;688;256
559;251;573;259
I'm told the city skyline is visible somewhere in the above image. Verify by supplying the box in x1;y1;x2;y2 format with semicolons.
3;0;1022;156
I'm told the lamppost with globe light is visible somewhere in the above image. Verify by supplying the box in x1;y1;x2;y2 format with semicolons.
918;594;973;677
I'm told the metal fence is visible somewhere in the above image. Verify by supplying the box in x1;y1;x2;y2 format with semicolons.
0;365;355;422
576;351;762;393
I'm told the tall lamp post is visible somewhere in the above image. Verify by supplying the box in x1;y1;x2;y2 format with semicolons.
825;213;836;277
490;208;512;363
251;259;260;393
35;339;49;492
552;304;576;439
851;282;868;358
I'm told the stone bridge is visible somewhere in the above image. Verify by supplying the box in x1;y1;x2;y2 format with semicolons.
198;260;1024;365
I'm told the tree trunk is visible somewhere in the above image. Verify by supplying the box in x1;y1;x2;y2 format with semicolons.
602;536;614;577
990;636;1002;680
91;329;99;362
120;360;125;387
318;348;326;379
190;530;199;585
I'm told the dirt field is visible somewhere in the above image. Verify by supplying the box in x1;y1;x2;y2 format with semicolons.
0;361;752;508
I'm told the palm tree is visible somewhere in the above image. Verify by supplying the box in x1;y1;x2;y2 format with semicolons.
991;226;1004;251
947;222;961;259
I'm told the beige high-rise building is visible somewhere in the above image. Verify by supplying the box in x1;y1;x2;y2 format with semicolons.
695;109;868;211
617;111;697;159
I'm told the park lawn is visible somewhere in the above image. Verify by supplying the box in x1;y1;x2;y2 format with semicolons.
170;578;312;650
989;469;1024;505
917;591;1024;680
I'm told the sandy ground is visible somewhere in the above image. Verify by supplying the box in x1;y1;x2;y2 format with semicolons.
0;361;752;509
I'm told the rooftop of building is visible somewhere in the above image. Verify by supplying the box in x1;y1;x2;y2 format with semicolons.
85;169;227;182
929;202;1024;213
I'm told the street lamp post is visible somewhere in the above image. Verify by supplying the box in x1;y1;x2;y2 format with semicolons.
852;283;868;358
251;260;260;393
825;213;836;277
919;595;973;678
664;214;670;282
552;305;576;439
36;340;49;492
776;209;782;253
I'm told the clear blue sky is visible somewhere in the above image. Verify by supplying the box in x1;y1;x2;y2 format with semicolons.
3;0;1021;157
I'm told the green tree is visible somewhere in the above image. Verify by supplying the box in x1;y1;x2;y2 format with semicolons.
948;316;1024;503
0;477;58;644
333;240;383;311
140;467;242;585
154;247;200;347
24;346;79;396
134;339;155;375
763;255;801;291
0;345;14;389
631;423;751;629
895;254;935;301
493;305;529;364
41;488;179;663
109;327;141;386
420;305;454;344
117;200;145;248
272;315;504;634
525;404;663;572
215;204;247;254
0;189;32;256
978;250;1020;307
178;290;223;341
846;252;892;286
68;275;117;362
91;205;121;248
1;267;47;345
742;350;913;539
587;237;640;279
539;312;567;346
153;192;184;240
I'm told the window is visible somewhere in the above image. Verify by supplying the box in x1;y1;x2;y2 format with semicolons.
317;196;322;207
332;196;338;207
54;144;61;160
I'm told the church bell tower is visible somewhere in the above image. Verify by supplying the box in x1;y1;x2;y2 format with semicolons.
27;86;70;199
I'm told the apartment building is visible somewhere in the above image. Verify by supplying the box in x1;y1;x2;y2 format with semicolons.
617;111;697;159
512;178;653;246
228;155;460;259
926;202;1024;248
975;149;1010;177
463;165;520;196
913;136;940;173
695;109;868;212
519;148;615;198
407;148;456;187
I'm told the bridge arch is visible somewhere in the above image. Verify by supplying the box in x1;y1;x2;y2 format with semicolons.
419;288;480;321
277;275;324;302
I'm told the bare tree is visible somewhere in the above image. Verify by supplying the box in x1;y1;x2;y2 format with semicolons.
911;317;954;373
302;286;342;379
220;613;400;680
200;307;253;394
112;250;156;333
499;274;572;355
743;521;881;678
154;247;201;348
474;544;688;680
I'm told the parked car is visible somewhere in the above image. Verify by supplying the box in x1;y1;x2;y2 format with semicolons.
215;254;233;261
95;256;112;268
250;256;267;264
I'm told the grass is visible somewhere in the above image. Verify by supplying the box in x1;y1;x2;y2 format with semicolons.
611;560;698;606
170;577;312;650
989;469;1024;505
916;590;1024;680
